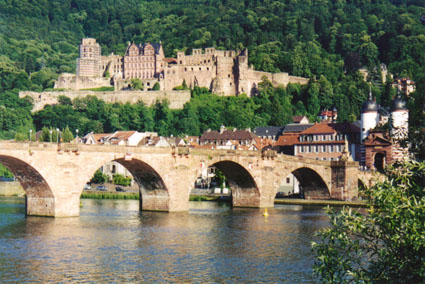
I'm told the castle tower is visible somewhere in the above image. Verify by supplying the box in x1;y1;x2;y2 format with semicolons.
360;91;379;142
391;95;409;161
76;38;102;77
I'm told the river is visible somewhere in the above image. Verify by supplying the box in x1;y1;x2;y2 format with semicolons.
0;197;329;283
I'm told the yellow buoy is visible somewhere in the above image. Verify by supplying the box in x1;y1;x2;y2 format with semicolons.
263;208;269;217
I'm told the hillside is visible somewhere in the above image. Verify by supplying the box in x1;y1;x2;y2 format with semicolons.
0;0;424;143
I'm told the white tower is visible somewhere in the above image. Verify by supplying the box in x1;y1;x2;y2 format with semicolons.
391;96;409;161
360;91;379;142
391;96;409;138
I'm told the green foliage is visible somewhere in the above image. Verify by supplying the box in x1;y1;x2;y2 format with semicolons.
62;126;74;142
81;86;114;92
0;163;13;178
152;82;160;91
81;192;139;200
130;78;144;90
90;170;108;184
312;160;425;283
0;0;424;138
112;174;131;186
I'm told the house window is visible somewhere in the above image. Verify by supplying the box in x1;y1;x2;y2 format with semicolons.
323;135;326;141
308;145;312;153
300;146;304;153
315;145;319;152
322;145;326;152
330;145;334;152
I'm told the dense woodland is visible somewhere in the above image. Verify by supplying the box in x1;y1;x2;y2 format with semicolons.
0;0;424;157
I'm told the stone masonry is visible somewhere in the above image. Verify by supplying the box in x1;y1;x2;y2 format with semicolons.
19;90;191;112
55;38;308;96
0;141;359;217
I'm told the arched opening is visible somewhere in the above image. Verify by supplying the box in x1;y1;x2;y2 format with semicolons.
275;173;301;199
374;152;385;173
191;161;259;207
0;156;54;216
291;167;330;200
84;158;169;211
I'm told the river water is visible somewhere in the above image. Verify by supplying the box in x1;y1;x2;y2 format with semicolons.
0;197;329;283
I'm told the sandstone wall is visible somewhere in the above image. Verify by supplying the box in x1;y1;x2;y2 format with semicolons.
0;181;25;196
19;90;191;111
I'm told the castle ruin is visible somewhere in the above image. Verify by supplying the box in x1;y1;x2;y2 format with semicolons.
55;38;308;96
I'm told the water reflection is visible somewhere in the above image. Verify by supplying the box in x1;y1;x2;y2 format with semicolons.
0;197;329;283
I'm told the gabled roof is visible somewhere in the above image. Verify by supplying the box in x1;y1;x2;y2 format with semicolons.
253;126;284;138
282;123;314;133
275;133;299;146
200;129;258;141
107;131;137;144
299;122;360;135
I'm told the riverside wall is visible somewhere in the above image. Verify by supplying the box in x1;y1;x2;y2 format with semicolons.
0;181;24;196
19;90;191;112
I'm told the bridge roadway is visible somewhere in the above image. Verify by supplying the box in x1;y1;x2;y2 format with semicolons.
0;141;360;217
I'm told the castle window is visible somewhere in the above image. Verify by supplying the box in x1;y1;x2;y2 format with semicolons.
230;82;232;86
199;67;202;71
228;74;230;78
207;67;209;71
286;177;290;184
172;70;175;74
208;60;210;63
167;71;170;74
147;82;150;86
204;60;206;63
191;68;193;71
180;60;182;64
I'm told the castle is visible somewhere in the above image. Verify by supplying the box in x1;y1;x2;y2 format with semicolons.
55;38;308;96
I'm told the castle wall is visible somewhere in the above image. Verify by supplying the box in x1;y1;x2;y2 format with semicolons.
54;74;111;90
20;90;191;111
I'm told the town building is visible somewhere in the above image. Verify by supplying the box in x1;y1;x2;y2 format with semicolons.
55;38;308;96
392;77;416;95
83;131;158;179
199;126;261;150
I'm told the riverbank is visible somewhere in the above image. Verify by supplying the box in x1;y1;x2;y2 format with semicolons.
80;192;366;207
81;191;139;200
274;198;367;207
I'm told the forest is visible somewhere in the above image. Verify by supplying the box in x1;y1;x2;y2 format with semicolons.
0;0;424;153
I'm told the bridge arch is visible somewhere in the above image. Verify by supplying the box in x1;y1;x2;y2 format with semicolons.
204;160;260;207
0;155;54;216
83;157;169;211
290;167;330;200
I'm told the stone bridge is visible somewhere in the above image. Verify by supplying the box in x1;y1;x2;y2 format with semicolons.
0;141;360;217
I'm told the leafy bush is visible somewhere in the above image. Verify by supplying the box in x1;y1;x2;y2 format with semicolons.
90;170;109;184
112;174;131;186
312;160;425;283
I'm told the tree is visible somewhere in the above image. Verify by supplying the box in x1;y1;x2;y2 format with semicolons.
152;82;160;91
112;174;131;186
130;78;143;90
313;160;425;284
90;170;108;184
62;126;74;142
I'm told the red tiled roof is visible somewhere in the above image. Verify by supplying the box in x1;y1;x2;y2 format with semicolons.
109;131;136;144
275;133;299;146
300;122;359;135
163;58;178;63
292;116;305;123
